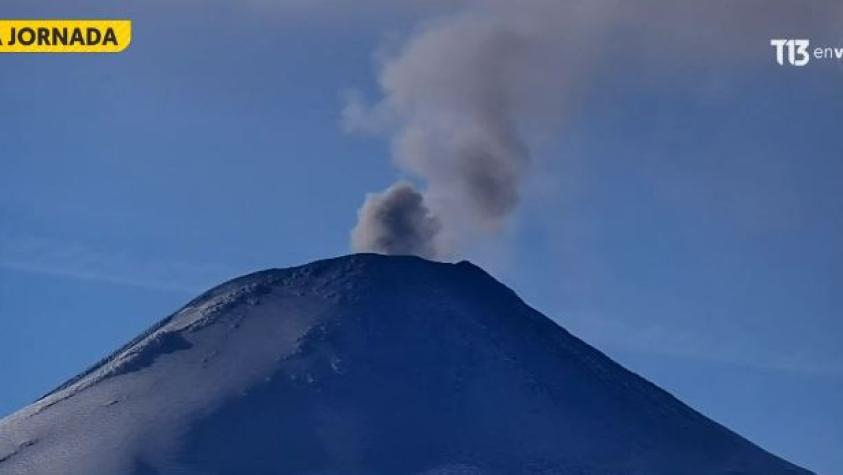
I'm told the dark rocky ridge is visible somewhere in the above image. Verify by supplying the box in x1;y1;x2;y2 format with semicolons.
0;254;812;475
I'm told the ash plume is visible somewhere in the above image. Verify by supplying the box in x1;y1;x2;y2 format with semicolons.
351;182;442;259
347;0;841;260
347;6;542;258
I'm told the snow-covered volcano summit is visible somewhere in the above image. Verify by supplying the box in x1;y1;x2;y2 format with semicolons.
0;254;810;475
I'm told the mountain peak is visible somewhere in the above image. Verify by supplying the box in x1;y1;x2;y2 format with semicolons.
0;254;811;475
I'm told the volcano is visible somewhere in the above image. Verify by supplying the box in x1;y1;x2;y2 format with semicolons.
0;254;810;474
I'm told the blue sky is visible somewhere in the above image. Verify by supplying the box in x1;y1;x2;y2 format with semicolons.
1;1;842;473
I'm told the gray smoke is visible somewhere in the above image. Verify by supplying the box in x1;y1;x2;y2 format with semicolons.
351;182;442;259
348;5;540;258
347;0;841;259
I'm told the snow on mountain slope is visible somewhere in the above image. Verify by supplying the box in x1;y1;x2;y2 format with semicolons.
0;254;812;475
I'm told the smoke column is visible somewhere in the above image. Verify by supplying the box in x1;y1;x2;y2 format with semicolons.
347;0;839;259
347;1;556;259
351;181;441;260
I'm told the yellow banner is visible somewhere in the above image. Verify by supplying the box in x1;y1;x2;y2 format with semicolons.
0;20;131;53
